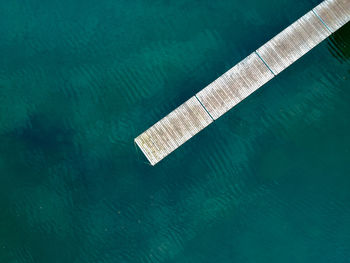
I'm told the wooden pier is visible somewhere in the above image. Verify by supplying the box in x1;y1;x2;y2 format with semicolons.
135;0;350;166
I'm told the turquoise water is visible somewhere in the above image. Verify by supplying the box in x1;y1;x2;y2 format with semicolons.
0;0;350;262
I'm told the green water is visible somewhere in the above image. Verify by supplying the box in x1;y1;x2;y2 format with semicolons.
0;0;350;262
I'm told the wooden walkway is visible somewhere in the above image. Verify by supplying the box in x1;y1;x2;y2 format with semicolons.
135;0;350;166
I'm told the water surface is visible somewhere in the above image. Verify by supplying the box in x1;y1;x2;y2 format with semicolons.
0;0;350;262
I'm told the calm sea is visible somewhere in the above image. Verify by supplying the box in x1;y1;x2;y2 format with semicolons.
0;0;349;262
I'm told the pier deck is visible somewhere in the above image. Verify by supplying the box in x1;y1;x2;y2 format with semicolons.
135;0;350;165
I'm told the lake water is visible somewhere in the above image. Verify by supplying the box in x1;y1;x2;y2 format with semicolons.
0;0;349;262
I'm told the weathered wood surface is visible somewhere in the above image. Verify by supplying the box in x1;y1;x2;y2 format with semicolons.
135;0;350;165
196;53;274;120
256;11;331;75
134;97;213;165
314;0;350;33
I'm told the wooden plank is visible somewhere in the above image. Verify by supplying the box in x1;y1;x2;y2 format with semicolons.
314;0;350;33
256;11;331;75
134;96;213;165
196;53;274;120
